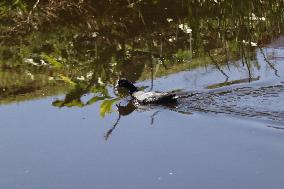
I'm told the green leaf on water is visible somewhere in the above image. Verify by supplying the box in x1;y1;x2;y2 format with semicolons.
100;98;119;117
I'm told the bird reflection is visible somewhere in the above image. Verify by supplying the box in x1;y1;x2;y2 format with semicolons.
104;114;121;140
104;100;178;140
116;101;137;116
104;101;138;140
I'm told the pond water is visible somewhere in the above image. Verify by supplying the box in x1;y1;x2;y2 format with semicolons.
1;1;284;189
0;37;284;189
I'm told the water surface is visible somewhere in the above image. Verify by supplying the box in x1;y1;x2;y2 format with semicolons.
0;1;284;189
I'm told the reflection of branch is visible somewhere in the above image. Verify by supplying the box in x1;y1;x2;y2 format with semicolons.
240;43;252;81
159;57;168;69
150;110;160;125
242;48;252;81
27;0;40;23
138;10;146;26
208;52;229;78
240;44;245;67
104;114;121;140
158;39;168;69
149;55;154;91
224;40;231;71
259;47;280;77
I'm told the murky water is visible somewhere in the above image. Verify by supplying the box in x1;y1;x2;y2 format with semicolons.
1;1;284;189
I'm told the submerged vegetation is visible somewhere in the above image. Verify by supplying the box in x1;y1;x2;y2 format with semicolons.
0;0;283;115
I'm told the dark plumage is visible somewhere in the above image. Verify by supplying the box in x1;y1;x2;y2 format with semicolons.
116;79;178;104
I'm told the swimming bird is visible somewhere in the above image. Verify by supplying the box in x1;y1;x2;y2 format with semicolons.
116;79;178;104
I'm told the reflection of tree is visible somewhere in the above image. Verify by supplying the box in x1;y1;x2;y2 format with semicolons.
0;0;283;104
52;83;120;116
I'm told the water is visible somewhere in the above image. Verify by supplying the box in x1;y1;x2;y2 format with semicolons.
0;37;284;189
0;98;284;189
1;1;284;188
123;37;284;124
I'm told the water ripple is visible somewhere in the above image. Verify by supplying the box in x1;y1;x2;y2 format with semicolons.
177;83;284;123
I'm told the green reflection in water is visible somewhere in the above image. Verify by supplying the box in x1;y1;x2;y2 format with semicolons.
0;0;283;109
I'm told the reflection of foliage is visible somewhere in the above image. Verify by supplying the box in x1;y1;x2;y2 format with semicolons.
0;0;283;105
86;96;106;106
58;75;76;86
0;0;27;11
53;98;84;108
51;70;119;117
52;81;119;117
52;81;111;108
1;0;282;71
41;53;63;69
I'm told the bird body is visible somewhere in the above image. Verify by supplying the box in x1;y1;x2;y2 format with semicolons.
116;79;177;104
132;91;177;104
